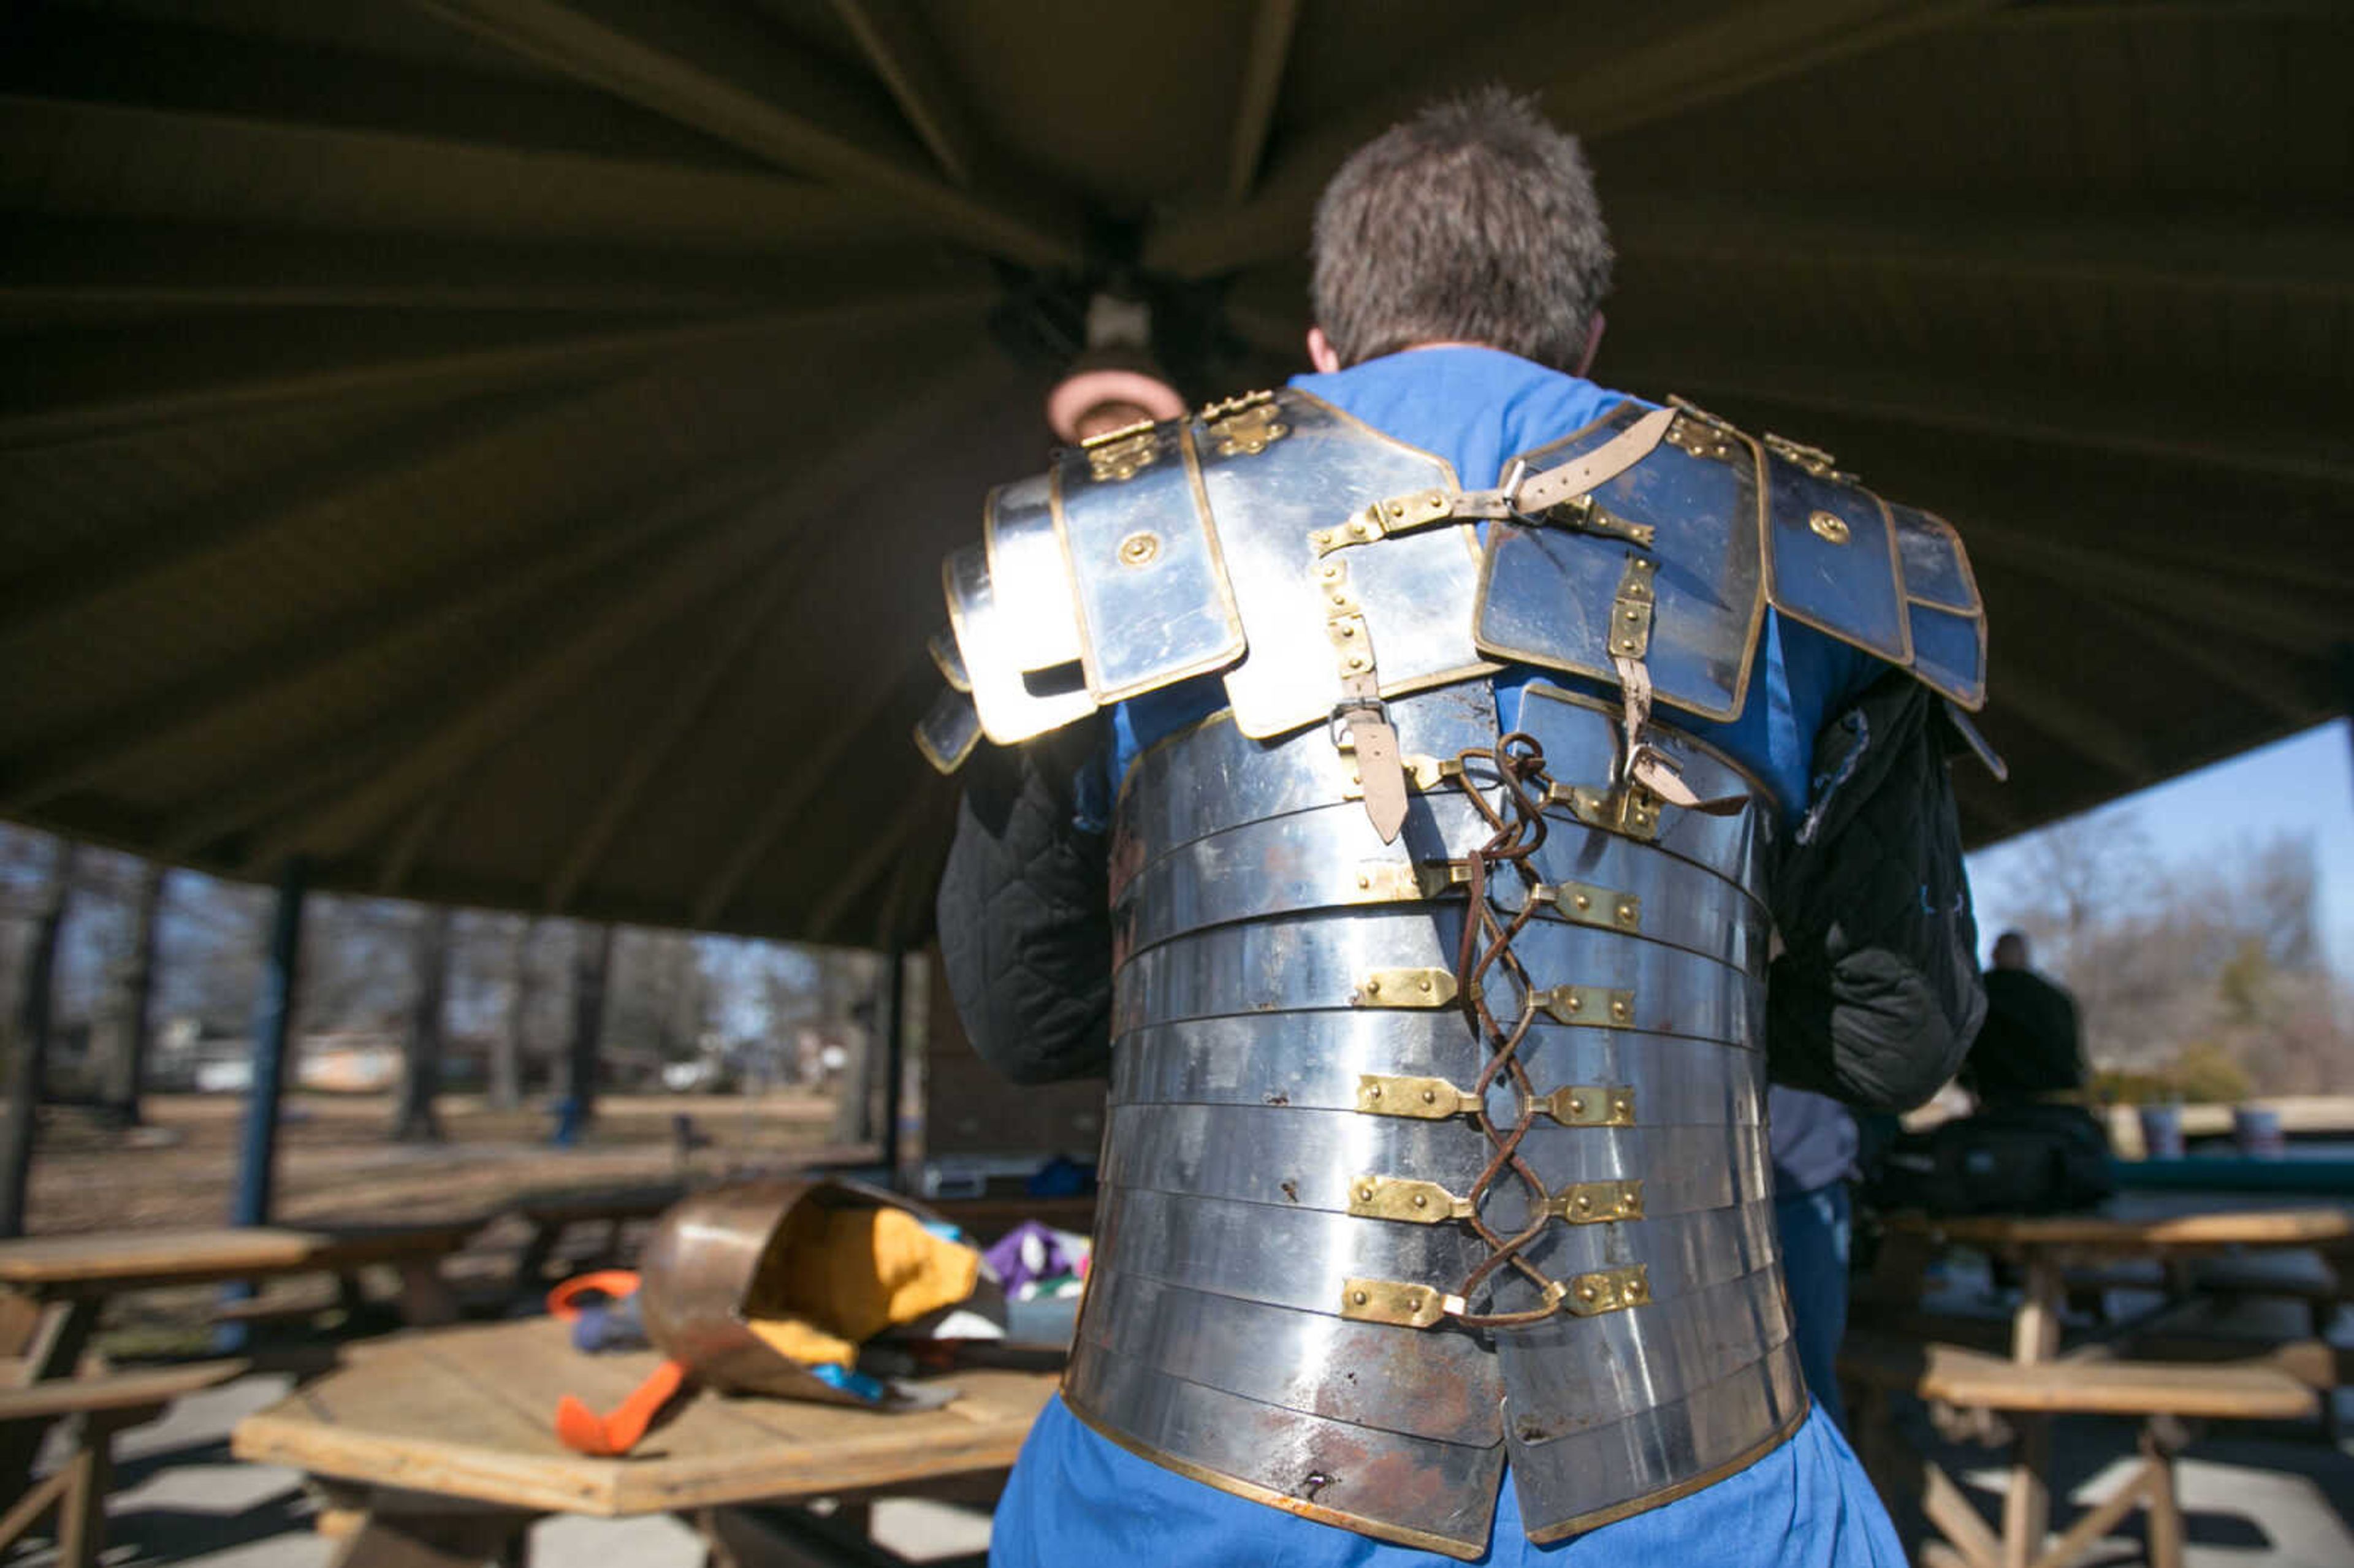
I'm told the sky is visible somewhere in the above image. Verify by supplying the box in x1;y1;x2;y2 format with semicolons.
1965;719;2354;977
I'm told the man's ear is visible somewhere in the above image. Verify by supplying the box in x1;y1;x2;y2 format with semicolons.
1575;311;1607;378
1306;326;1342;375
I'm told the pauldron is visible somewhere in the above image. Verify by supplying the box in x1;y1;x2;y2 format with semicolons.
916;387;1984;786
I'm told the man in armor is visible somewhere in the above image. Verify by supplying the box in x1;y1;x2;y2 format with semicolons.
917;90;1990;1566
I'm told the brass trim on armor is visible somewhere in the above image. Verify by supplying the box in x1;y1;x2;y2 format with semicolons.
1339;1276;1460;1329
1533;984;1636;1027
1544;1263;1650;1315
1520;1399;1811;1545
1353;967;1457;1008
1057;1388;1495;1562
1759;454;1914;669
1763;431;1851;482
1203;396;1287;457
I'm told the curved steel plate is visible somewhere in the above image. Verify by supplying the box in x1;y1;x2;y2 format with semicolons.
982;474;1085;672
1111;910;1763;1049
1110;1013;1764;1130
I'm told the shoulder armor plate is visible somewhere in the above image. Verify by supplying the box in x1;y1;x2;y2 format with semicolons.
1471;402;1986;721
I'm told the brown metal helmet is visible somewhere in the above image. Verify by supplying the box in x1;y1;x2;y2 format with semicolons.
636;1177;961;1404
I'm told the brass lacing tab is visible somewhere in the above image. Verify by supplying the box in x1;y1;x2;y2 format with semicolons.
1355;1073;1482;1119
1352;967;1457;1009
1349;1174;1473;1224
1538;1084;1638;1127
1541;1264;1650;1318
1339;1277;1463;1329
1528;880;1641;932
1532;985;1637;1029
1547;1180;1645;1224
1339;753;1464;799
1350;860;1474;902
1545;780;1663;842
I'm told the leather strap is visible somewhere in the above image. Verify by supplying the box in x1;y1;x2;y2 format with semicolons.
1509;405;1678;516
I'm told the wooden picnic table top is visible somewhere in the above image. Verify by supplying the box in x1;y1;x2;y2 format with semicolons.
1884;1199;2353;1255
0;1220;485;1296
230;1315;1058;1516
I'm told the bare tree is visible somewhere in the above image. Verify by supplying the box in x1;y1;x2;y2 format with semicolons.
1;842;76;1238
394;906;451;1143
489;916;533;1111
90;862;166;1126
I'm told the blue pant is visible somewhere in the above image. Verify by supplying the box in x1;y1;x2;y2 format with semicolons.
1774;1182;1853;1432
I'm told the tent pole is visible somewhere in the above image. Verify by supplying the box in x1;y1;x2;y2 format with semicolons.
0;843;76;1239
880;946;908;1190
232;856;308;1229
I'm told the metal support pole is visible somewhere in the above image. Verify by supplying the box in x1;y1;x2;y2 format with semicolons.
880;946;908;1190
231;856;308;1229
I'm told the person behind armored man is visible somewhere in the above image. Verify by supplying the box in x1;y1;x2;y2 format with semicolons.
915;89;1994;1567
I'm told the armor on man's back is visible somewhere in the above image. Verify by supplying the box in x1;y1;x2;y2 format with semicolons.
916;388;1986;1556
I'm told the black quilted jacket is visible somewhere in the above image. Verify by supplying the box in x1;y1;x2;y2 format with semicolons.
936;676;1985;1113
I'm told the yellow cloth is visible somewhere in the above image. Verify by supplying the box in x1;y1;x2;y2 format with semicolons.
744;1205;981;1369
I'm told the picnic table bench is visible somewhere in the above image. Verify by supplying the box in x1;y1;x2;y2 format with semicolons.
1862;1201;2354;1568
0;1358;246;1567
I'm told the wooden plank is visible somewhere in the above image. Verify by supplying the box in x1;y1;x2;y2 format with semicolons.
0;1358;241;1421
0;1224;480;1293
1887;1206;2354;1253
1840;1339;2317;1421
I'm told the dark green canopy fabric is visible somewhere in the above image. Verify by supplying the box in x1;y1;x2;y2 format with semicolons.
0;0;2346;943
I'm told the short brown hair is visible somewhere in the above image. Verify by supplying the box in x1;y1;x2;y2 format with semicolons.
1310;89;1613;373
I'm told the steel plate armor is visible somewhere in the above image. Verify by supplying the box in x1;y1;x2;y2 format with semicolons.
915;389;1985;1558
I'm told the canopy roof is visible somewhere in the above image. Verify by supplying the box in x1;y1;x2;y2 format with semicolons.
1;0;2346;945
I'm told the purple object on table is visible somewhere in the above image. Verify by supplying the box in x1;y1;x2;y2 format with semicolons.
985;1220;1083;1295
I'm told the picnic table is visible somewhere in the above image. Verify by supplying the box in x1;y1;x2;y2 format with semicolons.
232;1315;1058;1567
0;1220;484;1384
1867;1199;2352;1568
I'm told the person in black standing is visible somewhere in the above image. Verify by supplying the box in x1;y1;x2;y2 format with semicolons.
1965;931;2089;1104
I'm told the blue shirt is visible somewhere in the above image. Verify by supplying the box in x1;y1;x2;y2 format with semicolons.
1016;347;1903;1568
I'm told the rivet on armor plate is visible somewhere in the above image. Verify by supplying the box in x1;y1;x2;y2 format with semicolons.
1808;509;1852;545
1116;530;1160;567
1354;968;1458;1010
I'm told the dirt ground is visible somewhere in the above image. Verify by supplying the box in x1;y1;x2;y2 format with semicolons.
23;1090;855;1236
